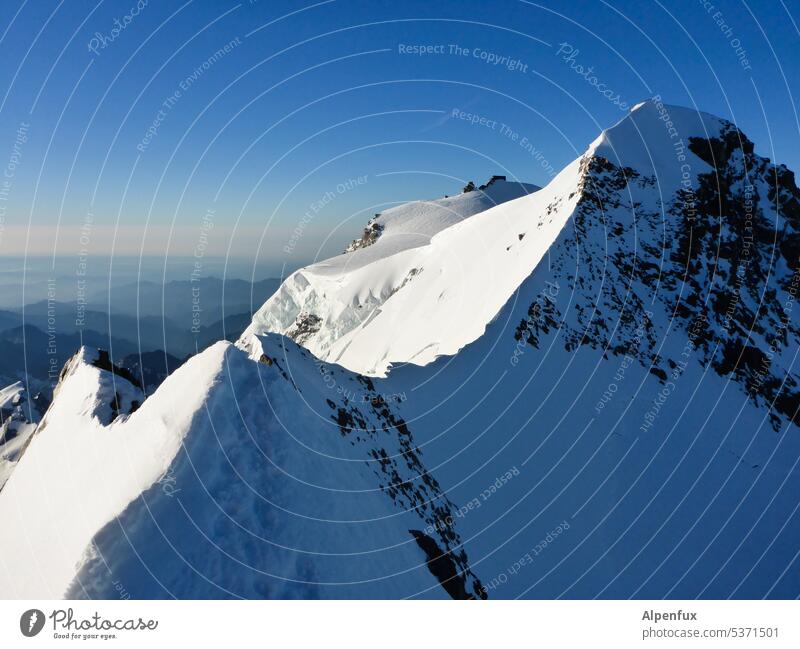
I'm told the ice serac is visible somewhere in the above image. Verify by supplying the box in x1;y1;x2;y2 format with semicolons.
242;105;745;378
242;177;545;375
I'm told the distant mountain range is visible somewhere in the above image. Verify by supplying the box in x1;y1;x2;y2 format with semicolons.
83;277;282;324
0;277;281;379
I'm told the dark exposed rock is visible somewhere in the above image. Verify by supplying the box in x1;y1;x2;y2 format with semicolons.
515;117;800;432
91;349;140;388
478;175;506;191
410;530;483;600
344;220;385;253
256;335;484;598
287;312;322;345
317;370;485;599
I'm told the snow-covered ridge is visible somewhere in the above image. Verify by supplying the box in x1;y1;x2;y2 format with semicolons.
0;344;211;597
344;175;539;253
3;100;800;599
243;100;732;376
242;174;579;376
0;335;487;599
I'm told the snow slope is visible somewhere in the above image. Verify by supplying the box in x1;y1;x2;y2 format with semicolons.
242;99;800;596
344;176;540;254
243;104;741;377
0;339;484;598
371;100;800;598
244;178;542;375
2;100;799;599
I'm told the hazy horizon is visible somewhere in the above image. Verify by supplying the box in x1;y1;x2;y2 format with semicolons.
0;1;797;263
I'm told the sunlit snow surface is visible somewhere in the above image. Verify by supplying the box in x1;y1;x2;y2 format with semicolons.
1;101;799;599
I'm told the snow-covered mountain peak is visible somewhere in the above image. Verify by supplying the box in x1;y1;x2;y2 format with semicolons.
244;97;798;397
2;347;145;492
588;98;735;186
4;103;800;600
242;169;580;375
244;101;758;378
44;346;144;428
0;334;489;599
0;342;234;597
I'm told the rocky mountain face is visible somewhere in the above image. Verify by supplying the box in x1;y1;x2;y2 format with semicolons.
518;106;800;435
1;101;798;600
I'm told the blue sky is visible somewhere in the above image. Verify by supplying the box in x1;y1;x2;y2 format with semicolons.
0;0;798;275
